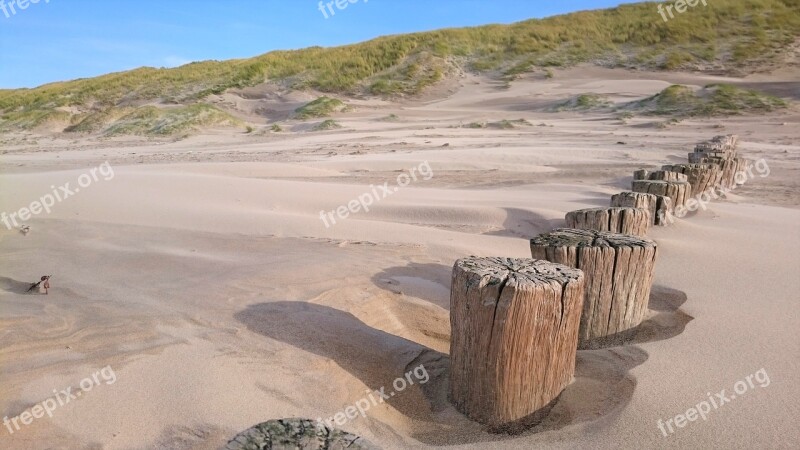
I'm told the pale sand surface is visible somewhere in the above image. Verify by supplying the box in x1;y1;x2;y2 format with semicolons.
1;67;799;449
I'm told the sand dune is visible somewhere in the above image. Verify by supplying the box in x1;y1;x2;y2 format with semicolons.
1;68;799;449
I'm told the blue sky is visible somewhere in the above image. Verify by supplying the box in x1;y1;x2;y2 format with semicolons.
0;0;640;89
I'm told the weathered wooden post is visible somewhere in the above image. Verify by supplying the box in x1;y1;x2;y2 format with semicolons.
632;179;692;210
661;163;723;195
687;155;750;189
610;191;674;226
646;170;688;182
565;207;650;236
687;135;750;189
693;134;738;157
530;229;658;349
225;419;378;450
449;257;584;431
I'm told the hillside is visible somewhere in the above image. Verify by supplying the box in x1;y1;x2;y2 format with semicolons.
0;0;798;136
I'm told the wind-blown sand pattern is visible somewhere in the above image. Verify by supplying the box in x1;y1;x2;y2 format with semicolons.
1;67;799;449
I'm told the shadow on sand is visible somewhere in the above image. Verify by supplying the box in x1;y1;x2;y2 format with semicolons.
234;279;692;445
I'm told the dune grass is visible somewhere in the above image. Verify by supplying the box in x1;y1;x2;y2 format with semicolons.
294;96;347;120
312;119;343;131
554;93;614;111
0;0;796;134
2;0;796;108
0;109;71;131
64;108;137;133
103;104;244;136
703;84;788;115
377;114;400;122
629;84;788;117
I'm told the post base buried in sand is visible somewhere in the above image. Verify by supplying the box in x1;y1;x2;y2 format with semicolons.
662;163;723;196
632;179;692;211
530;228;658;349
687;134;751;189
449;257;584;432
565;206;651;236
611;191;674;226
686;155;751;189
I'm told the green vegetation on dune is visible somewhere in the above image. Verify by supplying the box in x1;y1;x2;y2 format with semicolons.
0;0;796;134
629;84;788;117
377;114;400;122
312;119;343;131
368;52;447;95
460;119;532;129
294;96;347;120
635;85;703;115
703;83;788;114
554;93;614;111
64;107;136;133
0;109;71;131
490;120;517;129
103;104;244;136
661;50;696;70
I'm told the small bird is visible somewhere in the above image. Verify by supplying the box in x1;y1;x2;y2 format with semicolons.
27;275;52;294
19;225;30;236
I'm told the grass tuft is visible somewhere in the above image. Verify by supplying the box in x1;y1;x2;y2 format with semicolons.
294;96;347;120
629;84;788;117
554;93;613;111
312;119;343;131
104;104;243;136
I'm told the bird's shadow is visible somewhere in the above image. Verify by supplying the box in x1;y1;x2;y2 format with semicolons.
0;276;40;294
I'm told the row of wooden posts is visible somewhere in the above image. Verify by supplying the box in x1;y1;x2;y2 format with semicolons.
448;135;748;432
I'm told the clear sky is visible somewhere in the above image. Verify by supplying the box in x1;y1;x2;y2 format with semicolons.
0;0;641;89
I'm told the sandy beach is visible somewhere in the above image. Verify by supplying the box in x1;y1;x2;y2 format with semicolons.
1;66;799;449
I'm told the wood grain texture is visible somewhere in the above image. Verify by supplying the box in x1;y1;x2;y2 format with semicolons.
686;155;751;188
225;418;378;450
687;135;750;189
449;257;584;431
646;170;688;182
661;163;723;195
694;134;738;155
530;229;658;349
632;180;692;210
611;191;674;226
565;207;651;236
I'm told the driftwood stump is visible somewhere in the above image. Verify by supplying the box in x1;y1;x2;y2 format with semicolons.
694;134;738;157
687;155;750;189
449;257;584;431
565;207;650;236
687;135;750;189
632;180;692;210
730;158;752;186
610;191;674;226
646;170;688;182
633;169;687;183
225;418;377;450
662;163;722;195
530;229;658;349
